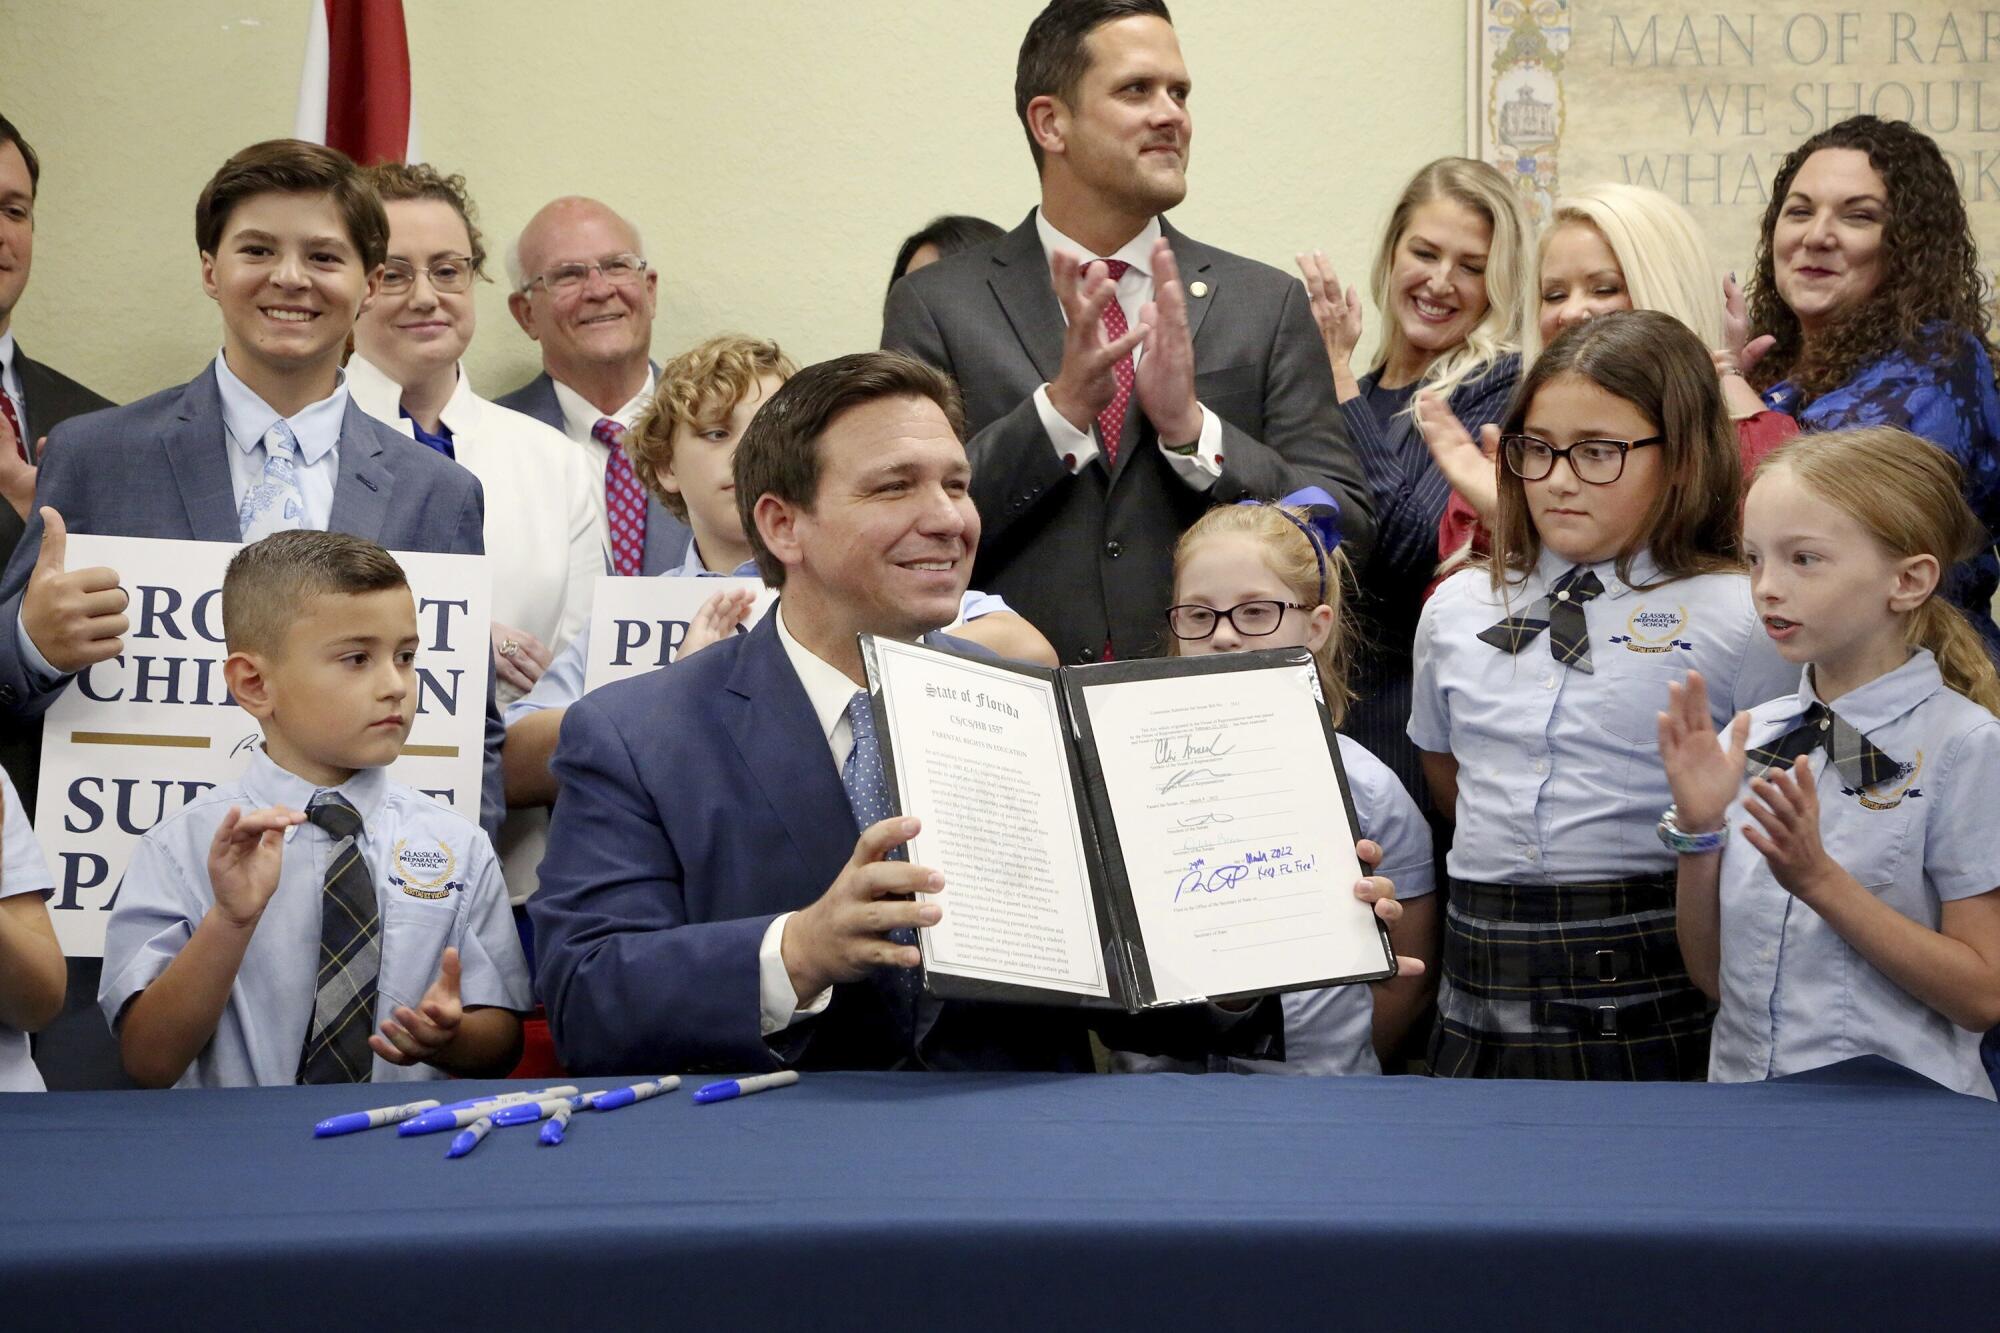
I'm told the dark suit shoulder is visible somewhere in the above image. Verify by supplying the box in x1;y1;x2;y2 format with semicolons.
16;352;113;419
574;624;752;725
492;373;559;427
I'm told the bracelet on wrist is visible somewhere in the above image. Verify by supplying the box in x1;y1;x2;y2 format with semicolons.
1656;804;1728;855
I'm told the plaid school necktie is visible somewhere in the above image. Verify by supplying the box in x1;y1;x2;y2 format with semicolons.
596;417;648;576
296;793;381;1085
1747;701;1907;790
841;691;920;1038
1477;566;1604;673
1093;258;1135;467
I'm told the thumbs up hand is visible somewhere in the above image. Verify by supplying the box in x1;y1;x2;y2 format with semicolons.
20;507;129;674
370;946;466;1067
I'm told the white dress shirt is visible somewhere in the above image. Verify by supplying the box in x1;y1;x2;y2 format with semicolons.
1030;209;1225;486
552;370;658;535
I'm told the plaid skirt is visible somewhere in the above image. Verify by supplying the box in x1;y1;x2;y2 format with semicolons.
1428;874;1713;1081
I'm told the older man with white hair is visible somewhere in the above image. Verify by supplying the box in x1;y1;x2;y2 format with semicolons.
496;196;690;573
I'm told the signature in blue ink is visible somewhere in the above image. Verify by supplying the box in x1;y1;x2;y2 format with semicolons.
1175;860;1250;902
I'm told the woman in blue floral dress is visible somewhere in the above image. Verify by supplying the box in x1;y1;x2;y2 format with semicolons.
1746;115;2000;653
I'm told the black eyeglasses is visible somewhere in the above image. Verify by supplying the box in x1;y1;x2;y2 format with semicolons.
1502;433;1664;485
1166;600;1307;641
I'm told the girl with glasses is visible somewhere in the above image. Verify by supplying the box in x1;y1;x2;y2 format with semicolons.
1114;493;1437;1076
1662;429;2000;1098
1408;310;1794;1080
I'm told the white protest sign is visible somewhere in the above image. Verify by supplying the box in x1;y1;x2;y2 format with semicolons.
33;536;490;957
581;576;774;695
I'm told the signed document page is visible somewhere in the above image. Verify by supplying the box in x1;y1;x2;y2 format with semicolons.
868;639;1111;999
1078;662;1384;1003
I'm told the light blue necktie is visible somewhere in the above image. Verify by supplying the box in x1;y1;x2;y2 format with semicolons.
239;419;307;541
842;690;921;1034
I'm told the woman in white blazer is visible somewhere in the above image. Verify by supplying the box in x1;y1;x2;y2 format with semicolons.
348;162;607;706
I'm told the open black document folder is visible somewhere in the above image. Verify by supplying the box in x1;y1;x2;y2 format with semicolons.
858;636;1396;1013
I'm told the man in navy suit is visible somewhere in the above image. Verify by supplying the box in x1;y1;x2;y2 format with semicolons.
531;351;1380;1074
495;196;691;573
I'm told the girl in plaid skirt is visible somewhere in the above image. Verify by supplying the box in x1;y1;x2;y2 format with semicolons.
1409;311;1795;1078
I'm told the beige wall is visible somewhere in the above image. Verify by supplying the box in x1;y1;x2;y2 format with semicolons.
1;0;1469;406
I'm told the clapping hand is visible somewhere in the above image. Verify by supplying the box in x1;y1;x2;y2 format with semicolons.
1045;250;1151;438
206;804;307;929
1133;238;1203;448
679;586;759;660
1415;391;1502;523
370;946;466;1067
1657;671;1747;836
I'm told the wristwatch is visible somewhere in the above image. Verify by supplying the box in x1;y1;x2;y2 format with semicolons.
1656;804;1728;855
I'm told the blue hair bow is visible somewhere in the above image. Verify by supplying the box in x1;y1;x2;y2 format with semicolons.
1235;486;1343;602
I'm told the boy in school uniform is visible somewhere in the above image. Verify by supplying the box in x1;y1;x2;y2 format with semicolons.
100;531;530;1088
0;139;507;841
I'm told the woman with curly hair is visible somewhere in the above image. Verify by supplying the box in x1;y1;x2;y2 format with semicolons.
1743;115;2000;652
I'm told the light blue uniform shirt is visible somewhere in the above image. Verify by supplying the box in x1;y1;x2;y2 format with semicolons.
100;748;532;1088
506;546;1017;720
1115;735;1436;1076
15;352;351;686
0;766;53;1091
1410;548;1796;884
1709;651;2000;1099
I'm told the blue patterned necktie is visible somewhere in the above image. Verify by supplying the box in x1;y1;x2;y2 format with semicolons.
296;793;381;1084
1477;565;1604;673
841;690;921;1037
239;419;307;542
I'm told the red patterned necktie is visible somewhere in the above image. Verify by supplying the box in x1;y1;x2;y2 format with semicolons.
595;417;648;576
1093;258;1135;467
0;389;24;463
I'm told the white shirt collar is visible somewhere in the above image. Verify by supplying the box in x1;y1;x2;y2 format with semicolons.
213;350;348;464
552;368;656;443
344;354;485;441
773;601;868;748
1034;209;1161;277
0;329;19;402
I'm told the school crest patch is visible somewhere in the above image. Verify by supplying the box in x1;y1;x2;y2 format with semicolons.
1609;603;1695;654
390;839;462;899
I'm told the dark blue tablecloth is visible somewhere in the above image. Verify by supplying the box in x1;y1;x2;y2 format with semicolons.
1;1058;1994;1330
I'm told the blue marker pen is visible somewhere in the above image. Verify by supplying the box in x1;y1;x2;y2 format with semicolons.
589;1075;680;1112
540;1101;577;1146
445;1113;495;1160
435;1084;580;1115
312;1097;440;1138
490;1095;585;1128
399;1091;548;1136
692;1070;799;1105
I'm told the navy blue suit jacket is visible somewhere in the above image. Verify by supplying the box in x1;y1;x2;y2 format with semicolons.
530;614;1097;1075
493;369;692;573
0;365;508;839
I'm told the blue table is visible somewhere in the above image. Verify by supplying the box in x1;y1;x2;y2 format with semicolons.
1;1059;1993;1329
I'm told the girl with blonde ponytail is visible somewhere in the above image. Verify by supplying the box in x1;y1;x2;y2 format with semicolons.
1660;427;2000;1098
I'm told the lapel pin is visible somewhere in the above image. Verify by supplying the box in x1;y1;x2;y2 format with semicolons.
1188;281;1209;299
